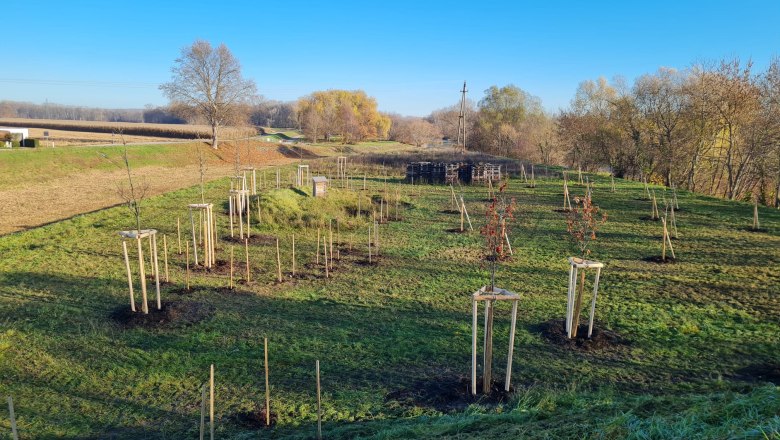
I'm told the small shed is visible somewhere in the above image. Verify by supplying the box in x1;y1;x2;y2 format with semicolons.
312;176;328;197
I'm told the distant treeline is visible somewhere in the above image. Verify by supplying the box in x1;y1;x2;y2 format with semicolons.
0;99;298;129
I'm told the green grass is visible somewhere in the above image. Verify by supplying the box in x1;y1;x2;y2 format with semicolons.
0;168;778;439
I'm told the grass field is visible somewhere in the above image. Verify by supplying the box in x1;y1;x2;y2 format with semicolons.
0;163;778;438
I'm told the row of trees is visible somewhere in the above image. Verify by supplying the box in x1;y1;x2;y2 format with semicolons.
558;58;780;205
296;90;391;143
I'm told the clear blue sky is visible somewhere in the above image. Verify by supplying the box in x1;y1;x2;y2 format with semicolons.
3;0;779;116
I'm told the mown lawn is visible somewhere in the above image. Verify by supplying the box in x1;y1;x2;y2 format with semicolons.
0;163;778;439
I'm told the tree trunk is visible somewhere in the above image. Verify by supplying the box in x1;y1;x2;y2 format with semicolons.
211;123;219;149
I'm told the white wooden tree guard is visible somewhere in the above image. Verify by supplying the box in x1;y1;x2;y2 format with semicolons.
229;189;250;239
242;167;257;195
189;203;215;268
471;286;520;395
563;179;572;211
565;257;603;339
337;156;347;181
297;164;310;187
230;175;247;192
119;229;161;314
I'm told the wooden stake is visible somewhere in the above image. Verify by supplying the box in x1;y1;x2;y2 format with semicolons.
316;360;322;440
276;237;282;282
163;234;169;283
292;234;296;276
753;200;760;230
483;300;494;394
471;297;477;396
264;337;271;426
572;271;586;337
8;396;18;440
122;240;136;312
229;195;235;238
316;228;321;265
210;364;215;440
245;238;250;284
460;196;473;231
323;236;329;278
186;240;190;290
152;234;161;310
329;220;333;263
177;217;182;254
505;300;518;392
136;237;148;314
368;225;372;263
247;196;251;238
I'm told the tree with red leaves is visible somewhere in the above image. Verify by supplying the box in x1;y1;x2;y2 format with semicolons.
566;195;607;258
480;180;517;291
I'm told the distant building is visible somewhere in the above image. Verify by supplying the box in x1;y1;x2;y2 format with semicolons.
312;176;328;197
0;127;28;141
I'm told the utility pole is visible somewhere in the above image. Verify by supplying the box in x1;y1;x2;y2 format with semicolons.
456;81;468;153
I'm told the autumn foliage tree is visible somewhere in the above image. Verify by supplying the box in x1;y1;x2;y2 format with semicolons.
566;195;607;258
296;90;391;143
480;181;517;291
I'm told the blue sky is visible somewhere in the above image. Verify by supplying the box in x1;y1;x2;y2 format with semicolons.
2;1;779;116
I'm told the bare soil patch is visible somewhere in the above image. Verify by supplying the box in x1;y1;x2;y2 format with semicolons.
534;319;626;351
234;407;278;428
110;301;214;329
386;375;514;413
643;255;677;264
735;364;780;384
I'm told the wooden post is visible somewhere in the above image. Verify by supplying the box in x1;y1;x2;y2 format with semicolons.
323;236;329;278
460;196;473;231
482;300;494;394
368;225;372;263
177;217;182;254
163;234;169;283
186;240;190;290
471;297;478;396
662;217;668;261
505;300;518;392
8;396;18;440
329;220;333;263
264;337;271;426
152;234;161;310
229;246;234;289
363;174;366;190
238;194;244;240
610;175;615;192
316;360;322;440
276;237;282;282
200;384;206;440
753;200;760;230
136;237;148;314
374;221;379;257
209;364;215;440
122;240;136;312
316;228;321;265
588;267;602;338
246;196;251;238
229;195;235;238
571;269;585;338
460;200;465;232
291;234;296;276
245;239;250;284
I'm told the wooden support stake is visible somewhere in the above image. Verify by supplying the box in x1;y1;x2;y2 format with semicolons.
329;220;333;263
316;228;321;265
190;209;199;266
186;240;190;290
483;300;494;394
229;195;235;238
460;196;473;231
245;239;250;284
316;360;322;440
753;201;760;230
291;234;296;276
163;234;170;283
368;225;372;263
276;237;282;282
572;270;586;337
8;396;18;440
471;297;478;396
122;240;136;312
137;237;148;314
210;364;215;440
177;217;182;254
264;337;271;426
152;234;161;310
505;300;518;392
323;236;329;278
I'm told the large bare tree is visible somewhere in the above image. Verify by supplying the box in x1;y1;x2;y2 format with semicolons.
160;40;257;149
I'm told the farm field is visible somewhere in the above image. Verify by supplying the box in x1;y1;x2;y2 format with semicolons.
0;118;258;146
0;140;410;235
0;160;778;439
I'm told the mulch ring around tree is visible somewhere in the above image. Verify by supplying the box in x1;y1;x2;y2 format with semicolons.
440;209;461;215
734;364;780;385
385;375;514;413
643;255;677;264
638;216;661;221
552;208;573;213
534;319;627;351
445;228;469;234
222;234;277;245
233;406;278;429
110;301;214;329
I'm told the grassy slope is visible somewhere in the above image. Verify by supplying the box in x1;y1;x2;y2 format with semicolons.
0;167;778;439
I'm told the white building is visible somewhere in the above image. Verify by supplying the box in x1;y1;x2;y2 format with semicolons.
0;127;29;140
